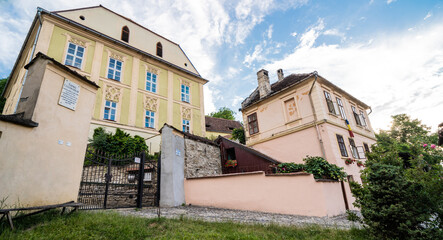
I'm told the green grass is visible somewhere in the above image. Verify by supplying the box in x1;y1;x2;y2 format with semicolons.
0;210;369;239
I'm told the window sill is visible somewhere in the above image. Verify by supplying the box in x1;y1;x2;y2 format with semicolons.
328;112;340;118
103;119;116;122
285;118;302;125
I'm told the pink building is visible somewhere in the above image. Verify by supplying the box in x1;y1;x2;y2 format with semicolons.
240;69;376;210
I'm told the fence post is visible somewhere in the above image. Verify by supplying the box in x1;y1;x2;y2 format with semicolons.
104;154;112;209
136;151;145;208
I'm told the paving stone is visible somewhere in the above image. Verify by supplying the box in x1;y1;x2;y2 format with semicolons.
114;205;362;229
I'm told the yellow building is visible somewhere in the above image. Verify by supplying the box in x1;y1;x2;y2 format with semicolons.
2;5;208;152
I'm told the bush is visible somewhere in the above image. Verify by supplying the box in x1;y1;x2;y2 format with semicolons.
89;127;148;155
276;163;305;173
275;156;347;181
303;156;347;181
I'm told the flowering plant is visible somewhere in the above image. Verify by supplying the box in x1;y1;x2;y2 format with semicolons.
356;160;365;167
224;159;237;168
345;158;354;165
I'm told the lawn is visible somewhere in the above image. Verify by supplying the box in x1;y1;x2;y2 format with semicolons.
0;210;369;239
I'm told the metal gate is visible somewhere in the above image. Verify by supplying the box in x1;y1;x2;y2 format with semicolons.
77;148;160;210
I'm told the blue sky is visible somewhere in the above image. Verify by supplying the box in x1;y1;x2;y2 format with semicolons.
1;0;442;131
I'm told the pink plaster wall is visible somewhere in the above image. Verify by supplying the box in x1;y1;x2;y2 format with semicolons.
184;171;346;217
251;127;322;164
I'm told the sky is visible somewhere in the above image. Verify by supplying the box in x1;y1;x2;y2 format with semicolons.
0;0;442;132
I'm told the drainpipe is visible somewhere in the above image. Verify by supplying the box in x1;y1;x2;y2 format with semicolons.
308;71;327;160
14;9;43;113
367;107;372;115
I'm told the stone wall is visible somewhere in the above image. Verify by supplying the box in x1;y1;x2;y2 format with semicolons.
184;138;222;178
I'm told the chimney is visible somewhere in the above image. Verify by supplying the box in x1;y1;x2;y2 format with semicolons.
257;69;271;99
277;69;284;81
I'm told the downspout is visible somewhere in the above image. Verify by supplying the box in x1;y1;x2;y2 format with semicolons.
308;71;327;160
14;9;43;113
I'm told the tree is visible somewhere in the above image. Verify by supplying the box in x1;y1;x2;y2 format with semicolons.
350;114;443;239
231;127;245;144
0;78;7;113
208;107;235;120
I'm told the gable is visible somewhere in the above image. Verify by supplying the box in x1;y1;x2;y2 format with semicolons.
54;6;200;76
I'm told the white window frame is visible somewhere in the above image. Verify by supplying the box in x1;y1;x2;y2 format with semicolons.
145;110;155;128
181;84;190;103
359;110;367;126
349;138;360;159
104;100;117;121
351;106;362;126
107;58;122;81
336;97;347;119
146;72;157;93
65;42;84;69
324;91;338;115
182;119;190;133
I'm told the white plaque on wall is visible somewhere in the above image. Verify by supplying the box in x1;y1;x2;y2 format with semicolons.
59;79;80;110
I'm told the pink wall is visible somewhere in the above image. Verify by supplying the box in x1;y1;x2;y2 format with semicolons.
184;171;346;217
252;127;321;164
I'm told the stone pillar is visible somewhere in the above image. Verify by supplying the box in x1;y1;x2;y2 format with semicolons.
160;124;185;207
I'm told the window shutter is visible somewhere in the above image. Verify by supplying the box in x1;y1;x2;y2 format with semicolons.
357;146;366;159
333;102;340;116
360;113;367;126
354;112;361;126
327;100;335;114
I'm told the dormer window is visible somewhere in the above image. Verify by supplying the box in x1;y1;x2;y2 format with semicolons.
156;42;163;57
121;26;129;42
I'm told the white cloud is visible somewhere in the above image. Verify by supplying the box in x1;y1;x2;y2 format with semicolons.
291;32;298;37
243;44;264;67
299;19;324;48
424;12;432;20
267;24;273;39
265;23;443;131
204;85;216;115
387;0;397;4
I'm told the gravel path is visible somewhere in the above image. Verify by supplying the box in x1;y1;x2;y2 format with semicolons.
115;206;361;229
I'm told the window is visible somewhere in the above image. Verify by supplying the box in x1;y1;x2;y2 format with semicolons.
181;84;190;102
284;98;298;121
65;43;84;69
182;119;190;133
349;138;359;159
146;72;157;93
351;106;362;126
107;58;122;81
156;42;163;57
336;97;346;119
247;113;259;135
363;143;370;153
336;134;348;157
104;100;117;121
360;110;367;126
324;91;338;115
226;148;236;160
121;26;129;42
145;110;155;128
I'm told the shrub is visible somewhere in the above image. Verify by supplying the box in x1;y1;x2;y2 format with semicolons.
303;156;347;181
275;156;347;181
276;163;305;173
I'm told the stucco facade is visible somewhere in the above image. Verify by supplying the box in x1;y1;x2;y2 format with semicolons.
2;6;207;153
0;54;98;207
240;69;376;211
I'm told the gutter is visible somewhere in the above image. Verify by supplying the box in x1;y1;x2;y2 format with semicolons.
13;8;43;113
308;71;327;160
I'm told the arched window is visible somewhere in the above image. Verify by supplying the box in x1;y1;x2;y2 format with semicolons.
121;26;129;42
156;42;163;57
